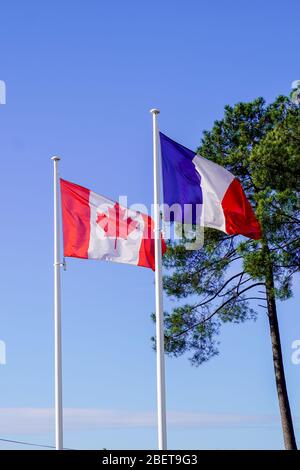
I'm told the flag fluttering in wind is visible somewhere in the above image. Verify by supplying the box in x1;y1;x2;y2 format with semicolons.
160;132;261;240
60;179;166;270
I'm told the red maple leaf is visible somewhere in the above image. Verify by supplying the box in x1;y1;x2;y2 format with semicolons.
96;203;139;249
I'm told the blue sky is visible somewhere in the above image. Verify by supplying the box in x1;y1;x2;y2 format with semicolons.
0;0;299;450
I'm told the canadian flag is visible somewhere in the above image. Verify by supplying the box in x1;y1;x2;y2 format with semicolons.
60;179;166;270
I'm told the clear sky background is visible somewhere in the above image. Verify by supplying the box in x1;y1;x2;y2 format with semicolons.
0;0;299;450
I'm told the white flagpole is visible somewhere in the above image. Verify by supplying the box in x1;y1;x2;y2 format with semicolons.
150;108;167;450
51;156;63;450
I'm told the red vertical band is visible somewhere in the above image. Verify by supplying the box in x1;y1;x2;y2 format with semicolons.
138;214;167;270
221;178;261;240
60;179;91;258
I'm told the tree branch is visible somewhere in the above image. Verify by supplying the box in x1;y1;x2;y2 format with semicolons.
172;282;265;338
191;271;245;308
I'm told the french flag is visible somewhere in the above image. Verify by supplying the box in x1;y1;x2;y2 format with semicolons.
160;133;261;240
60;179;166;270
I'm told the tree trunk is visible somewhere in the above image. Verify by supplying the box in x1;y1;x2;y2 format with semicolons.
265;261;297;450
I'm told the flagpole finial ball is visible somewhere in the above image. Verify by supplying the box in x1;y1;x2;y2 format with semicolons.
150;108;160;115
51;156;61;161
